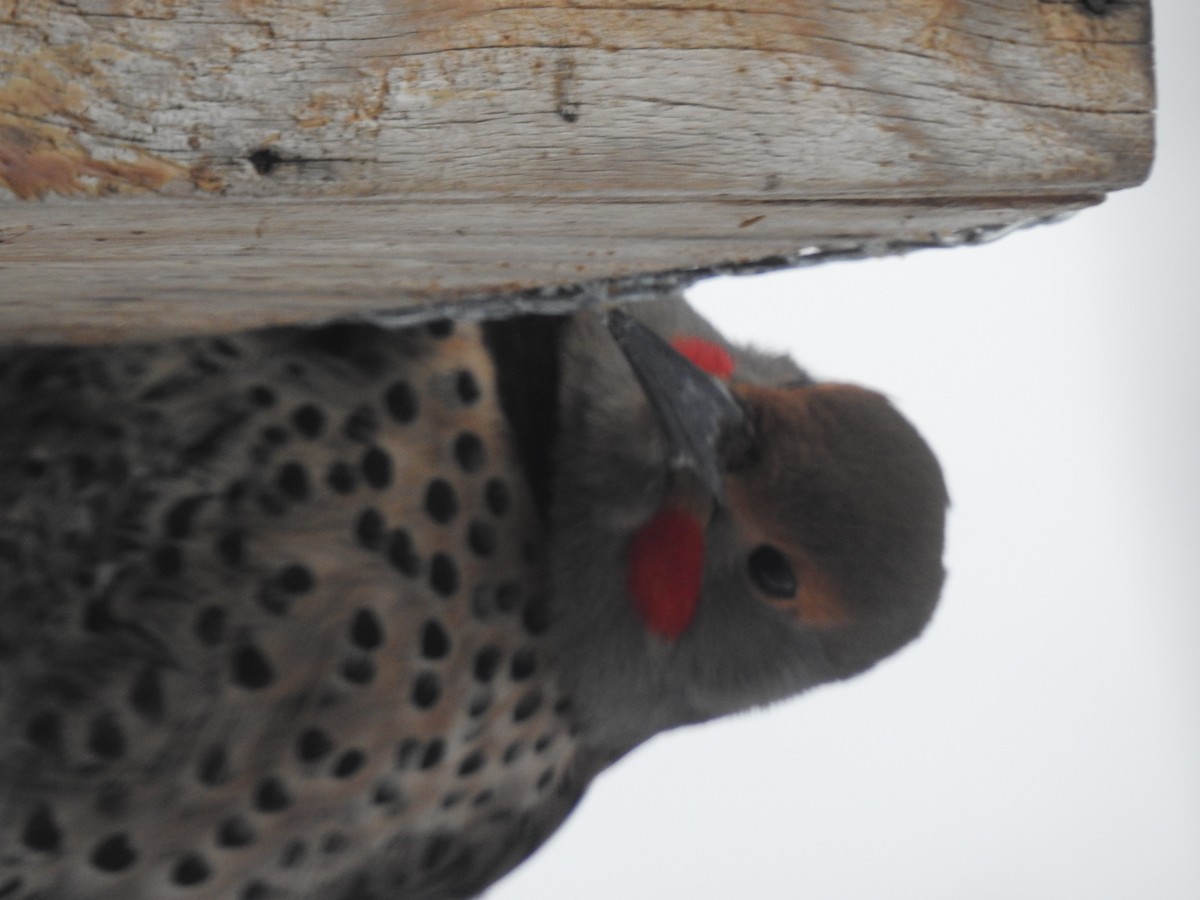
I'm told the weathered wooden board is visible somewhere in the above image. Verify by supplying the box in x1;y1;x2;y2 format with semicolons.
0;0;1155;344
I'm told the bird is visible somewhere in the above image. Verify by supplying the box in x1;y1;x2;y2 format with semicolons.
0;294;948;899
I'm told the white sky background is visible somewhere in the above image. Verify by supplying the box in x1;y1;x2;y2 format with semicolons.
489;5;1200;898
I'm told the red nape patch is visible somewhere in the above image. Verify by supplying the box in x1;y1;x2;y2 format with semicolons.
670;337;735;380
626;507;706;641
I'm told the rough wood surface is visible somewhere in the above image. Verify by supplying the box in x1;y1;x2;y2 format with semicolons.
0;0;1155;344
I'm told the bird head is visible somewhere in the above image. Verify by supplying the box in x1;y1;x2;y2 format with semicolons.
546;297;948;753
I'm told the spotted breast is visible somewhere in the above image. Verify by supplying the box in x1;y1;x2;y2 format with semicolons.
0;296;948;899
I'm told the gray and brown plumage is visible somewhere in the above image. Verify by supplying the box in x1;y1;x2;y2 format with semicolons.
0;296;947;899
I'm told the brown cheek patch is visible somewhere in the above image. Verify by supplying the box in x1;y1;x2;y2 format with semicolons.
726;484;850;628
779;556;850;628
723;403;851;629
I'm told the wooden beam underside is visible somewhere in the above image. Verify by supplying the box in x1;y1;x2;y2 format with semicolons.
0;0;1155;343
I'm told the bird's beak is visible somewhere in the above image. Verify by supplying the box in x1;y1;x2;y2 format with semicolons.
604;308;745;499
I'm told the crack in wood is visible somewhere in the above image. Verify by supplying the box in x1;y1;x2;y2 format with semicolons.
553;57;581;123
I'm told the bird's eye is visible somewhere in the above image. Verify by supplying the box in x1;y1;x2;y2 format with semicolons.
747;544;797;598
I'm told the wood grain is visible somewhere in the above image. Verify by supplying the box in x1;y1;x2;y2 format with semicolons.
0;0;1155;343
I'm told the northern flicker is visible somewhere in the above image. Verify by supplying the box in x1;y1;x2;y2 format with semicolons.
0;294;947;899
